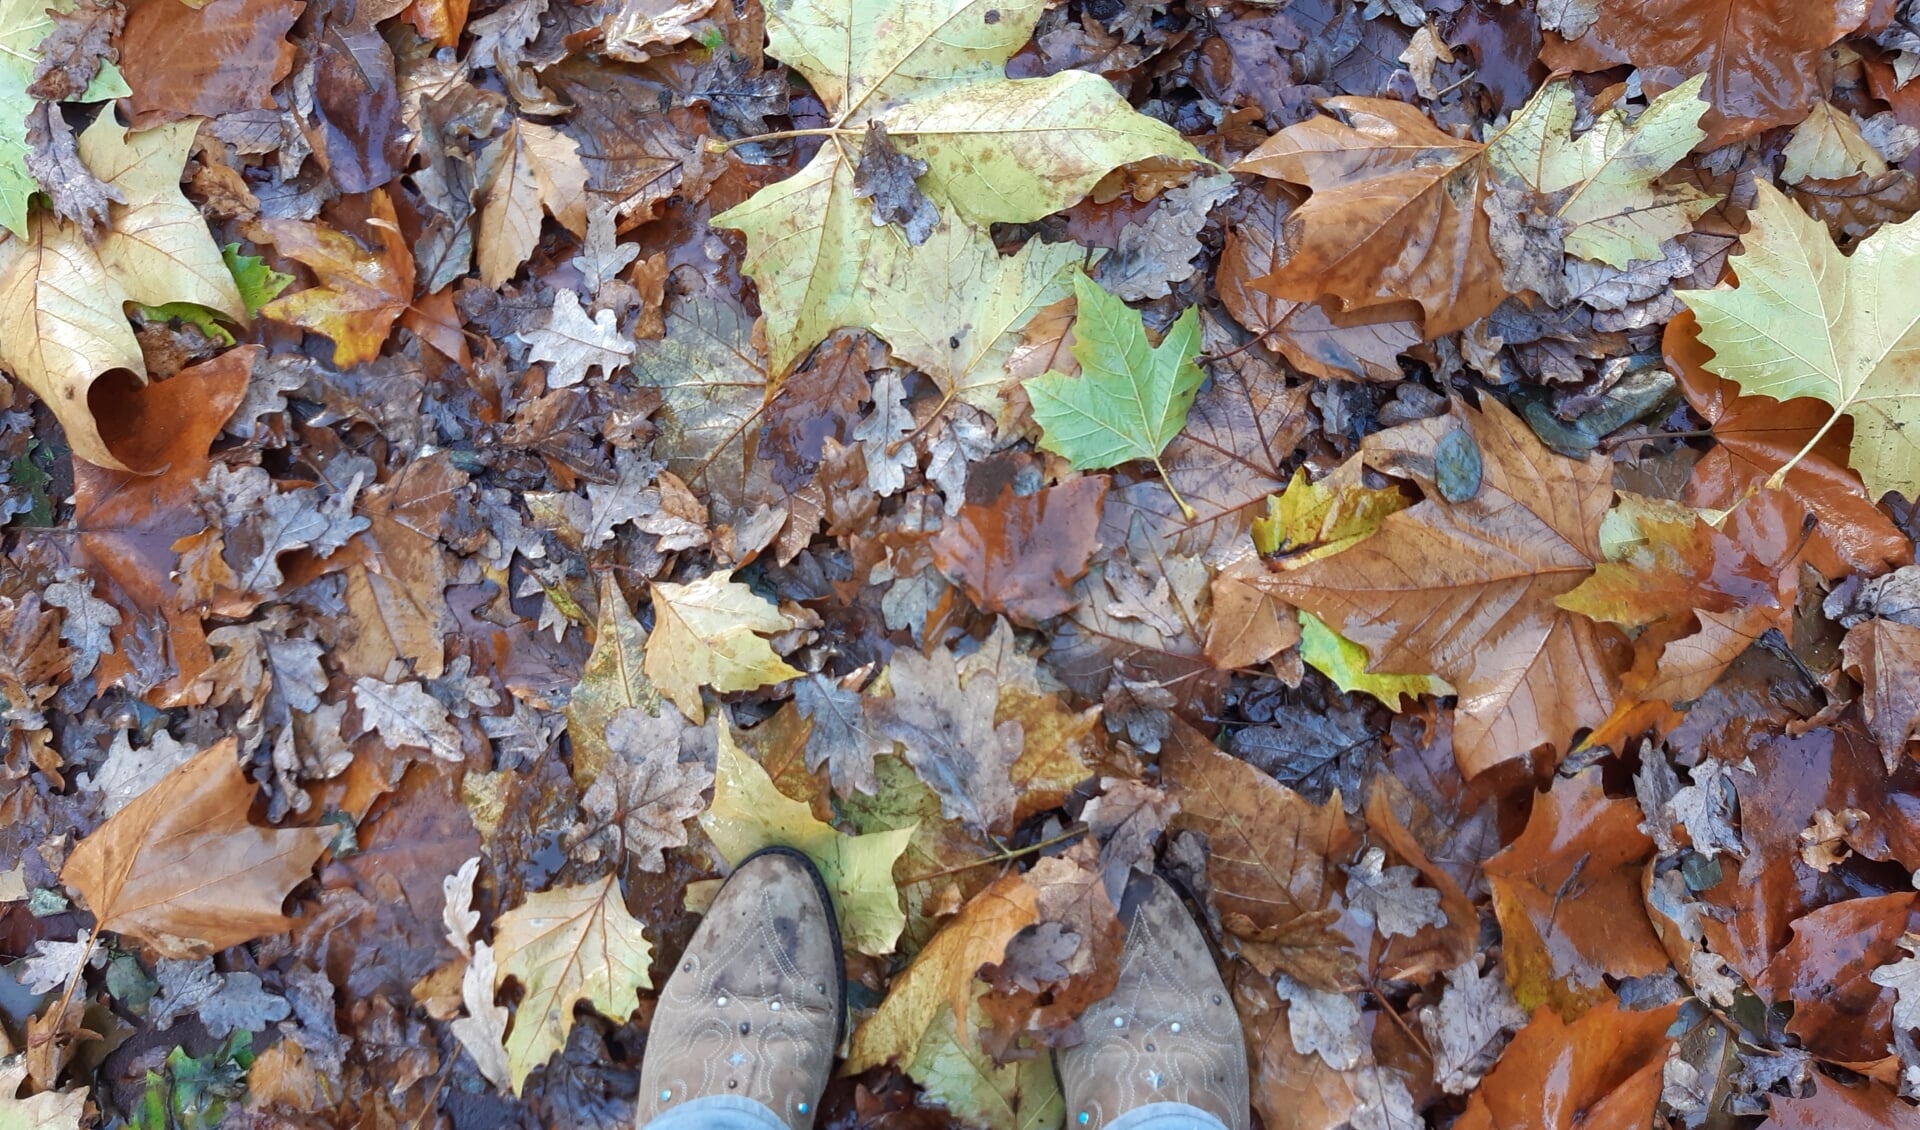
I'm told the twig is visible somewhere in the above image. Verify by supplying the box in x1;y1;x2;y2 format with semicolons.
896;825;1087;888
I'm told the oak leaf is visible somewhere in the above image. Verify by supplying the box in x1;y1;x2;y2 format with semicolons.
352;676;463;764
1678;181;1920;501
1260;397;1622;775
700;723;914;955
491;874;652;1094
257;188;413;366
0;1062;86;1130
522;289;634;389
1161;719;1358;992
712;0;1197;371
61;737;331;958
793;673;889;798
871;647;1024;834
1540;0;1869;146
568;707;715;871
644;570;801;725
1233;97;1507;337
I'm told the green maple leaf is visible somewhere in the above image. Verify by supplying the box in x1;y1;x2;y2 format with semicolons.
0;0;131;237
712;0;1197;374
1678;181;1920;501
1026;272;1204;517
1487;73;1717;267
223;243;294;317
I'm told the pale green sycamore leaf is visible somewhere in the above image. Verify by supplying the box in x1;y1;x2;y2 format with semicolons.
1298;610;1453;709
864;215;1084;415
1487;74;1717;267
1678;180;1920;501
713;0;1197;373
907;995;1064;1130
1025;272;1203;512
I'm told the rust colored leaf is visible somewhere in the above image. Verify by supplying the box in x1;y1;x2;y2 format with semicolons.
119;0;303;127
1540;0;1868;147
1235;964;1363;1130
1234;97;1509;337
257;189;414;367
1761;1079;1920;1129
307;14;405;194
1665;309;1910;574
1762;892;1920;1066
1205;555;1301;671
62;737;331;957
72;348;255;704
1217;184;1422;383
1262;397;1623;776
1483;769;1669;1016
1455;997;1680;1130
931;477;1108;626
1842;619;1920;770
331;453;472;681
1162;718;1359;992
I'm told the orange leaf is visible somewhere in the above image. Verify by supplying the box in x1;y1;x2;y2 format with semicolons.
1456;997;1679;1130
931;477;1107;626
1483;769;1668;1017
258;189;414;366
62;736;331;957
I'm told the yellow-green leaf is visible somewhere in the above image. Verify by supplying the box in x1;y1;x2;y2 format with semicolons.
1297;610;1453;709
76;116;247;320
565;576;665;788
907;996;1064;1130
701;723;914;955
1781;102;1886;185
492;874;653;1095
1677;180;1920;500
1487;73;1717;267
644;570;801;724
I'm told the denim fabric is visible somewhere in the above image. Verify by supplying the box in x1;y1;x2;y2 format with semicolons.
638;1093;791;1130
1103;1101;1234;1130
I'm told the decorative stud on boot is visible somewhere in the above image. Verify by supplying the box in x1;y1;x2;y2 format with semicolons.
1057;875;1250;1130
634;848;844;1130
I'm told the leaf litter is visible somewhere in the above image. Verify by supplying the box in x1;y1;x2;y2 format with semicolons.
3;0;1920;1125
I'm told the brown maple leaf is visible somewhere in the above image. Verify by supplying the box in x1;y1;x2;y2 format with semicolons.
1541;0;1869;147
1233;97;1510;338
1261;396;1624;776
1762;892;1920;1067
62;737;332;957
1161;719;1358;992
1841;619;1920;771
1455;998;1679;1130
256;189;414;367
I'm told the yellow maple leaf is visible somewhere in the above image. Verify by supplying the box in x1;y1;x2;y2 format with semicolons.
644;570;801;724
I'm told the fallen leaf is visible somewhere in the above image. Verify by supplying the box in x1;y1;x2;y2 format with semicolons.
522;290;634;389
712;0;1196;371
1540;0;1868;146
257;188;413;366
565;576;666;787
1162;719;1359;991
1762;892;1920;1065
62;737;331;957
353;676;463;764
794;673;890;798
475;119;589;287
1680;181;1920;501
1782;101;1889;185
0;1062;86;1130
1261;397;1622;775
1760;1079;1920;1129
906;995;1064;1130
0;0;131;236
1455;998;1679;1130
568;707;714;871
1204;555;1301;670
1842;619;1920;769
932;477;1108;625
1419;960;1528;1095
1233;96;1507;337
119;0;301;128
846;872;1038;1071
1485;74;1718;267
645;570;801;724
1028;272;1205;516
1483;768;1668;1015
871;646;1024;834
450;941;512;1091
492;873;652;1094
1344;846;1446;939
851;120;937;245
700;722;914;955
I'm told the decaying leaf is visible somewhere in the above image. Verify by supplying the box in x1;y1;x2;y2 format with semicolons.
645;570;801;724
257;189;414;366
62;738;331;957
871;646;1024;834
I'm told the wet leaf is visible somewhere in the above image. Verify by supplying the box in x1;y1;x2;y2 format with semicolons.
645;570;801;725
1455;998;1679;1130
491;873;653;1094
62;737;331;958
522;290;634;389
932;477;1107;625
1841;619;1920;769
871;646;1024;834
257;188;414;366
700;723;913;955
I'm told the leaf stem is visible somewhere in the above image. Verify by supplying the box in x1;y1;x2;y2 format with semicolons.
1152;455;1197;521
43;923;102;1057
896;825;1087;887
706;127;860;153
1763;406;1846;492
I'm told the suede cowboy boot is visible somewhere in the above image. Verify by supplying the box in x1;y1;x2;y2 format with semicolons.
634;848;844;1130
1057;875;1251;1130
